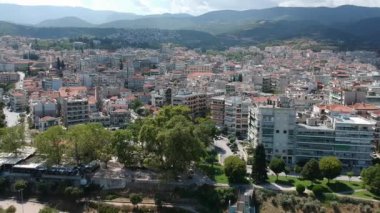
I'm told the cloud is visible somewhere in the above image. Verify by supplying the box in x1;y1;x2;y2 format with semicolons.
276;0;380;7
0;0;379;15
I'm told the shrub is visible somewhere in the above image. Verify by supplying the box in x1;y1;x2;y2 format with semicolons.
312;185;324;198
302;201;321;213
14;179;27;191
224;156;246;183
38;207;58;213
130;193;143;207
5;206;16;213
296;184;305;194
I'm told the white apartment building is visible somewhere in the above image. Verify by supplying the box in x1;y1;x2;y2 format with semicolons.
249;97;375;171
248;97;296;164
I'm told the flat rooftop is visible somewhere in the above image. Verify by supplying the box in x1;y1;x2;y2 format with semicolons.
334;115;376;125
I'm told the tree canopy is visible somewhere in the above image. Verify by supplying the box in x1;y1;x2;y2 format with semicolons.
224;156;246;183
269;157;285;180
319;156;342;182
34;126;66;165
361;164;380;195
301;159;320;182
0;125;25;155
251;144;268;184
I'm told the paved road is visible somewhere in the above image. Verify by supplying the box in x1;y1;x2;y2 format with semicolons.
214;137;233;165
3;107;20;127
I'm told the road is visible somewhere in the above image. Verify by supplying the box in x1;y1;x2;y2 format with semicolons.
214;136;233;165
3;71;25;128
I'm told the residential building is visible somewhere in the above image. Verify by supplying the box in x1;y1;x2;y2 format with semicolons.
61;97;89;126
0;72;19;84
172;90;207;118
248;97;296;163
210;96;225;128
9;90;27;112
224;96;250;138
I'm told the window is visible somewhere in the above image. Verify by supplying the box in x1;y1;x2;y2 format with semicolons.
283;130;287;134
276;130;280;133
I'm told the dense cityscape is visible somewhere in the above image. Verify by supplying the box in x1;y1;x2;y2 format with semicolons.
0;2;380;213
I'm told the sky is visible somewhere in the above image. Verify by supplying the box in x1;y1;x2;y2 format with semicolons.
0;0;379;15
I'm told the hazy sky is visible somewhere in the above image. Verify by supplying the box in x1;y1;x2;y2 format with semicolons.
0;0;379;15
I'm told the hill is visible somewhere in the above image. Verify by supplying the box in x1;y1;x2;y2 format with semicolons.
0;3;140;25
37;17;94;28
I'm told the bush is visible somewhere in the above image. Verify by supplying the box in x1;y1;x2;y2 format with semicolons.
130;193;143;207
64;186;83;200
296;184;305;194
5;206;16;213
312;185;325;198
38;207;58;213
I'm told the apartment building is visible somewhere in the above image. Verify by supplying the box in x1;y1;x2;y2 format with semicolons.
248;97;296;164
224;96;251;138
296;115;375;172
0;72;19;84
210;96;225;128
61;97;89;126
172;90;207;118
9;90;27;112
249;97;375;171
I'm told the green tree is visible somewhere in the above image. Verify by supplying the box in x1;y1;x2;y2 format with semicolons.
38;207;58;213
346;171;354;182
130;99;143;111
224;156;246;183
284;167;291;179
0;125;25;155
64;186;83;201
14;179;27;191
130;193;143;208
301;159;320;183
296;184;305;194
319;156;342;183
158;118;204;175
34;126;66;165
269;157;285;180
111;130;138;167
251;144;268;184
66;123;111;164
193;118;217;147
361;164;380;195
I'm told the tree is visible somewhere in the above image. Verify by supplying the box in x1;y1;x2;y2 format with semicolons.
361;164;380;195
269;157;285;181
130;193;143;208
301;159;320;183
251;144;268;184
193;118;217;147
14;179;27;191
319;156;342;183
38;207;58;213
130;99;143;111
0;126;25;155
346;171;354;182
224;156;246;183
284;167;291;179
111;130;138;167
64;186;83;201
296;184;305;194
34;126;66;165
66;123;111;164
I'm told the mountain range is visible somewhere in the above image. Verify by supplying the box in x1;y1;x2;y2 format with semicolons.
1;4;380;50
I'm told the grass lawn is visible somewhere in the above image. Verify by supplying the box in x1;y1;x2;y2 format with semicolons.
353;190;380;200
198;163;229;184
268;175;363;194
